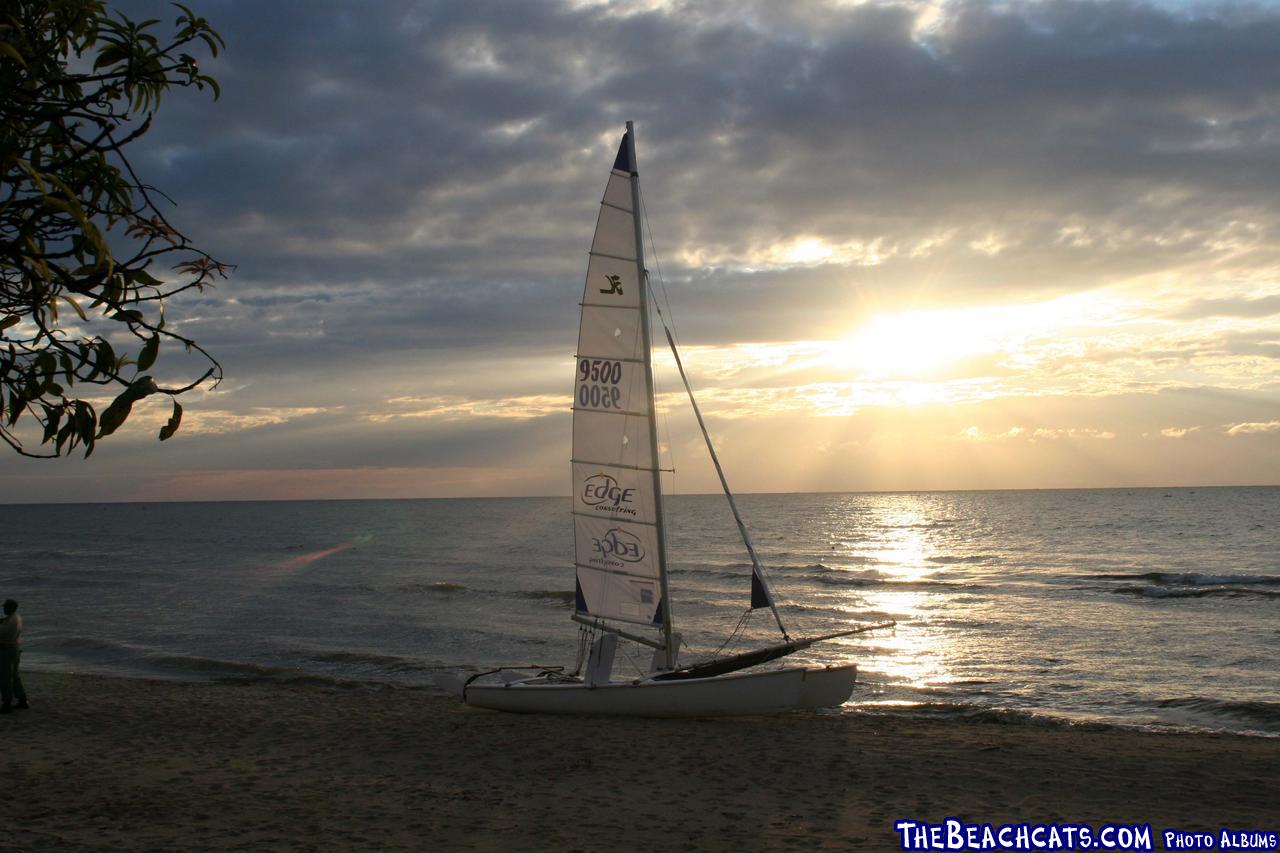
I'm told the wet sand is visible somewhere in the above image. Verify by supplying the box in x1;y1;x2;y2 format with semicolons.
2;672;1276;850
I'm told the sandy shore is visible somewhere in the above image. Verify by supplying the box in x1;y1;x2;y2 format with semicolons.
1;672;1275;851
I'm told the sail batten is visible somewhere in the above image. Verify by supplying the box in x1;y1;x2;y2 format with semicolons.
571;407;649;418
570;459;660;472
578;304;641;313
573;353;644;363
571;511;659;527
574;562;663;580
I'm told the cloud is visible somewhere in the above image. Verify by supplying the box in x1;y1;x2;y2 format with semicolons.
74;400;337;438
959;425;1116;442
362;394;565;422
1226;420;1280;435
1172;294;1280;320
124;0;1280;352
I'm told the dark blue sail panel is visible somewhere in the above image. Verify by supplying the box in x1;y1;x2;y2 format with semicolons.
613;131;633;173
751;570;771;610
575;577;588;613
651;596;664;625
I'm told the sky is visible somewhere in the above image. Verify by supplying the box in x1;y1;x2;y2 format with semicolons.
4;0;1280;502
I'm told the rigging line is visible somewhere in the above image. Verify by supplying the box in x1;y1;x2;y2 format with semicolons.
638;185;787;640
619;642;650;678
661;321;791;641
638;184;679;346
640;183;788;635
647;293;678;493
706;608;753;660
650;289;680;581
573;623;595;677
649;288;678;490
636;188;680;483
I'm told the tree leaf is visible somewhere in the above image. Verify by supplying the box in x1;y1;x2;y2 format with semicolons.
42;406;62;443
0;41;28;68
159;400;183;441
6;391;26;427
36;351;56;381
96;339;118;374
60;295;88;320
96;378;157;438
131;268;164;287
137;335;160;371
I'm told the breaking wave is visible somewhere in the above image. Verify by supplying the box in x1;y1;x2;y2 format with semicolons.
851;701;1111;731
147;655;295;679
305;650;435;673
1112;585;1280;600
813;574;968;591
520;589;577;605
408;581;467;593
47;636;137;655
1152;697;1280;733
1085;571;1280;586
1081;571;1280;601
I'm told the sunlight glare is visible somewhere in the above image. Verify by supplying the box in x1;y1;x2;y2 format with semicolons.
782;238;835;265
836;310;1000;378
832;294;1114;380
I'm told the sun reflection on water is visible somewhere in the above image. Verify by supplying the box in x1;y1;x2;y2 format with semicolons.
825;498;966;697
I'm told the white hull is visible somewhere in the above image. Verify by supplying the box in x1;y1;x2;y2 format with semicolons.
462;664;857;717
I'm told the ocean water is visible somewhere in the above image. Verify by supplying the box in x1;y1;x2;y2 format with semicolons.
4;487;1278;736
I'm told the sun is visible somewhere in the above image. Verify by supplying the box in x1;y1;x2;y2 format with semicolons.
828;295;1109;381
831;309;1003;379
843;312;973;376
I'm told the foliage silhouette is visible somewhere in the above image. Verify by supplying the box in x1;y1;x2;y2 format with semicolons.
1;0;228;457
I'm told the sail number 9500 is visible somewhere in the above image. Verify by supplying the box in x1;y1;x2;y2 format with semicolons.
577;359;624;409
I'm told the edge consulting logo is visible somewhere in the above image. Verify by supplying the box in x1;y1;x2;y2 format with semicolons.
590;528;646;567
581;473;639;517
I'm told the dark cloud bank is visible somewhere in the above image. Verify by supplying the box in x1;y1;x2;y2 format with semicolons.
122;0;1280;352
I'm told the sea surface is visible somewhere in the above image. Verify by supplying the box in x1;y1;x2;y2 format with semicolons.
5;487;1278;736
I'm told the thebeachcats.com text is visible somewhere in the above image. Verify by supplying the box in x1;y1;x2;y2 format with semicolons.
895;818;1279;851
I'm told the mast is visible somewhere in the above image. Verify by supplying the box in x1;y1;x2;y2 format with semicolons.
627;121;677;670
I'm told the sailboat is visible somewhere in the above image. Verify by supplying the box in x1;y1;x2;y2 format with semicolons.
457;123;892;716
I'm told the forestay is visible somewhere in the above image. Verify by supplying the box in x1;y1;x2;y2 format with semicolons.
571;132;667;628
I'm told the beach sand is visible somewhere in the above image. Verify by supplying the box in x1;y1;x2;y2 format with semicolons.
2;672;1275;851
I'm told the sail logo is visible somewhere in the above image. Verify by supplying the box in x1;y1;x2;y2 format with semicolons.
582;473;638;516
591;528;645;563
600;274;624;295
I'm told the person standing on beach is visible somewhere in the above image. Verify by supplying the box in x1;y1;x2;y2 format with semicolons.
0;599;27;713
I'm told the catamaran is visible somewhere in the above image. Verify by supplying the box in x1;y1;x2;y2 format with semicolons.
453;123;892;716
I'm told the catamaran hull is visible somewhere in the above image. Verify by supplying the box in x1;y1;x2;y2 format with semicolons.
462;664;857;717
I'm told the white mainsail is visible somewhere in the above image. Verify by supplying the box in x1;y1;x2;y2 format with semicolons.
571;128;669;631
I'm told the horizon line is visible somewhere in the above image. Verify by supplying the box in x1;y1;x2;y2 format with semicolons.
3;482;1276;506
